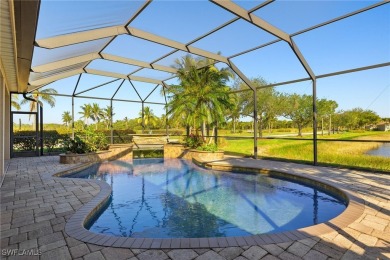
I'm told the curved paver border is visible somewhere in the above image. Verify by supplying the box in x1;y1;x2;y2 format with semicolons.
54;159;365;249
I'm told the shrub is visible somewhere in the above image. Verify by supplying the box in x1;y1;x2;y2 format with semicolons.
86;132;109;151
63;127;110;153
13;135;36;151
184;134;203;148
197;144;218;152
12;130;68;153
62;136;90;154
43;131;68;153
77;127;109;152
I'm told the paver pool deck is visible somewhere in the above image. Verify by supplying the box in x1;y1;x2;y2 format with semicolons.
1;156;389;260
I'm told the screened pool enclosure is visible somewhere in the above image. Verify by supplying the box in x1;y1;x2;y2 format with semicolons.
18;0;390;164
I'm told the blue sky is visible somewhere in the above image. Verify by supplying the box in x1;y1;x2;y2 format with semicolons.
20;0;390;124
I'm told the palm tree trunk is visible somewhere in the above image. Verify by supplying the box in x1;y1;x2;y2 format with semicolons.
208;126;215;145
201;121;206;140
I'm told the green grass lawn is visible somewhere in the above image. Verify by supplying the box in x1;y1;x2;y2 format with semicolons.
219;131;390;172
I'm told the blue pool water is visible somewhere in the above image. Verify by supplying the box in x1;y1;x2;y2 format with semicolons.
69;159;347;238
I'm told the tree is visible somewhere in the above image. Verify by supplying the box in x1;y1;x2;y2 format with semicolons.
359;109;380;129
337;108;380;130
20;89;57;118
62;111;72;128
90;103;104;130
11;94;21;110
317;99;338;135
138;106;158;132
73;119;85;131
166;55;234;142
79;104;92;127
102;105;115;130
124;117;129;128
280;94;313;137
160;114;168;129
237;77;281;137
166;83;196;133
333;108;380;130
226;93;241;134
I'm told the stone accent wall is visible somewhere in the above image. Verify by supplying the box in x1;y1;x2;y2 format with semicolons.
60;144;133;164
164;144;224;161
164;144;187;159
190;150;224;161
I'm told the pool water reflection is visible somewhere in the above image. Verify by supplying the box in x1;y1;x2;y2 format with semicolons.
69;159;346;238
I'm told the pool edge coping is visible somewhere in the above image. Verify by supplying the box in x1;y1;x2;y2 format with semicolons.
53;159;365;249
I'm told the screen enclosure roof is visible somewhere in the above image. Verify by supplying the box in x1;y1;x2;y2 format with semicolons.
27;0;390;104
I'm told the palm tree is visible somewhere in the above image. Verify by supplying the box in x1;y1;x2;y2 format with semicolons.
123;117;129;129
103;105;115;130
226;94;241;134
166;55;234;142
62;111;72;128
137;106;158;133
90;103;103;130
160;114;168;128
78;104;92;127
20;89;57;119
11;94;21;110
165;83;196;133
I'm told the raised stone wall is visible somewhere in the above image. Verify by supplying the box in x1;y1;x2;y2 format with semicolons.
189;149;224;161
60;144;133;164
164;144;224;161
164;144;187;159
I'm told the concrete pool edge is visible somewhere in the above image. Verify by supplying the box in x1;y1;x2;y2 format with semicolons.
55;159;365;249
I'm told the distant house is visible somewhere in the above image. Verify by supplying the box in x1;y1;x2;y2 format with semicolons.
377;123;390;131
366;125;376;131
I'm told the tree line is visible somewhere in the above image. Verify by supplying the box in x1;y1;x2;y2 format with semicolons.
232;79;381;136
63;103;167;133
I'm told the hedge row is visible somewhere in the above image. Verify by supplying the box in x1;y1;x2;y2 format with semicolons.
12;128;183;153
13;130;69;152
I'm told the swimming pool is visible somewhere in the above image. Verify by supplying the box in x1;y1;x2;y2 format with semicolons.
68;158;347;238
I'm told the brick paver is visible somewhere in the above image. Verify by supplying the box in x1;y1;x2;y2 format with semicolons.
0;156;389;259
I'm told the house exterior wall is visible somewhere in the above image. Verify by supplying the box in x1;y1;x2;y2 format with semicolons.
0;74;4;185
377;124;390;131
0;72;11;186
